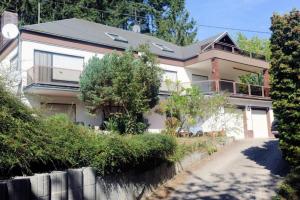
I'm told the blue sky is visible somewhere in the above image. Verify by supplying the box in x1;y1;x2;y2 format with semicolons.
185;0;299;41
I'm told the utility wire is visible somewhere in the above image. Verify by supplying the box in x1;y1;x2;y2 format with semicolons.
3;0;271;35
197;24;271;34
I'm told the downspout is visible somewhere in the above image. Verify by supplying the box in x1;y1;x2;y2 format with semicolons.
16;32;22;98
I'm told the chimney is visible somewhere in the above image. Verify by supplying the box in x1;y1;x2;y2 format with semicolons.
0;11;18;48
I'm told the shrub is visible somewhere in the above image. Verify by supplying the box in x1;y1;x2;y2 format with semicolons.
89;133;176;175
79;45;162;134
270;9;300;166
43;122;177;175
0;83;54;177
277;166;300;200
0;80;176;178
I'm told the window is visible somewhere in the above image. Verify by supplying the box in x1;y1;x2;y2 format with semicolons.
152;43;174;53
160;70;177;92
105;32;128;43
192;74;210;93
192;74;208;82
34;51;84;83
52;54;84;71
43;103;76;122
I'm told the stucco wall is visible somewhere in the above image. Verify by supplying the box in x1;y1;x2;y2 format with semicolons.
1;39;274;135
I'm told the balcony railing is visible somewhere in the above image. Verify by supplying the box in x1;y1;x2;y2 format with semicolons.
180;80;270;98
27;66;81;86
203;42;267;61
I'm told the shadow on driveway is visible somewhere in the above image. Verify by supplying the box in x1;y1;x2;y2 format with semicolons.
241;140;289;176
151;139;289;200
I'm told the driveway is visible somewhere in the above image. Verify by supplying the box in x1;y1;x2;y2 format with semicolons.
149;139;289;200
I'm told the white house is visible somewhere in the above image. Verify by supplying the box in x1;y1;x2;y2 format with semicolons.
0;11;274;139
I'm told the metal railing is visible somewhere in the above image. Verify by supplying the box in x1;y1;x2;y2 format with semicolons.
180;80;270;98
203;42;267;61
27;66;81;86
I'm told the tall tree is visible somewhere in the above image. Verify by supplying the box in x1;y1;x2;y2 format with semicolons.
236;32;271;61
269;9;300;166
0;0;197;46
79;45;162;134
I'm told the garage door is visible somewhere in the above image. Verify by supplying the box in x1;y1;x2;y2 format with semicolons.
252;109;268;138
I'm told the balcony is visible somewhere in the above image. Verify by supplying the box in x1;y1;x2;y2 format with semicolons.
203;42;267;61
27;66;81;87
25;66;81;96
183;80;270;99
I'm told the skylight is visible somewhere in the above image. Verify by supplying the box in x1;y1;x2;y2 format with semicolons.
105;32;128;43
152;43;174;53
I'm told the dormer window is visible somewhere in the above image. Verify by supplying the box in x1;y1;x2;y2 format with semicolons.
105;32;128;43
152;43;174;53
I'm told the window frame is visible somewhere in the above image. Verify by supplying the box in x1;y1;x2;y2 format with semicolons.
105;32;128;43
33;50;84;84
160;70;178;92
152;43;174;53
41;102;77;122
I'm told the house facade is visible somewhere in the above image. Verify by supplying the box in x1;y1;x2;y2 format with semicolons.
0;11;274;139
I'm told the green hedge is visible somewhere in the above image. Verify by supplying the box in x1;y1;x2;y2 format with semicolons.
0;83;176;178
43;115;176;175
276;166;300;200
0;84;54;178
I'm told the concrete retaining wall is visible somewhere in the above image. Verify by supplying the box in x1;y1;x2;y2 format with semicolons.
0;138;234;200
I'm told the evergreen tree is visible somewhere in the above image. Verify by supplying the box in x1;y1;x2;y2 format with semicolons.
236;32;271;61
0;0;197;46
269;9;300;166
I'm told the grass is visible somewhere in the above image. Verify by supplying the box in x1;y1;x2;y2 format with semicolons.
168;136;227;162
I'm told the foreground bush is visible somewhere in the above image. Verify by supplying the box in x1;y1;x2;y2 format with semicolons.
270;10;300;166
43;115;177;175
0;84;176;178
276;166;300;200
0;83;54;178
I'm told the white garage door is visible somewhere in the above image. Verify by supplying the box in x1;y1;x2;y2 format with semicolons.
252;109;268;138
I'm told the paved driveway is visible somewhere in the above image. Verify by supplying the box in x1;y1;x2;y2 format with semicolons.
149;139;289;200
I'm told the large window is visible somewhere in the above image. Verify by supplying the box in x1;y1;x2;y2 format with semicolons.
43;103;76;122
160;70;177;92
34;51;84;83
192;74;210;93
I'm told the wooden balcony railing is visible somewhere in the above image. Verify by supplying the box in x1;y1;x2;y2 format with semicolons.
180;80;270;98
203;42;267;61
27;66;81;86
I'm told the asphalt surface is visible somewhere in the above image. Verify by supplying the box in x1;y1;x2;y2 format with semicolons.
149;139;289;200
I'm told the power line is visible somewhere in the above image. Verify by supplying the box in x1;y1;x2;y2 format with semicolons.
197;24;271;34
3;0;272;35
45;0;272;35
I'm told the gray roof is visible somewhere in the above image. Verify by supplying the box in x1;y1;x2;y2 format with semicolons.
22;18;227;60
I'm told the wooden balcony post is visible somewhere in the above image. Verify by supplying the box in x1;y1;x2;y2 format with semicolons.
248;84;251;96
211;58;220;92
263;69;270;97
233;82;236;94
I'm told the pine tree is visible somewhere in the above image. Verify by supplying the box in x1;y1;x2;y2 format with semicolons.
0;0;197;46
269;9;300;166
